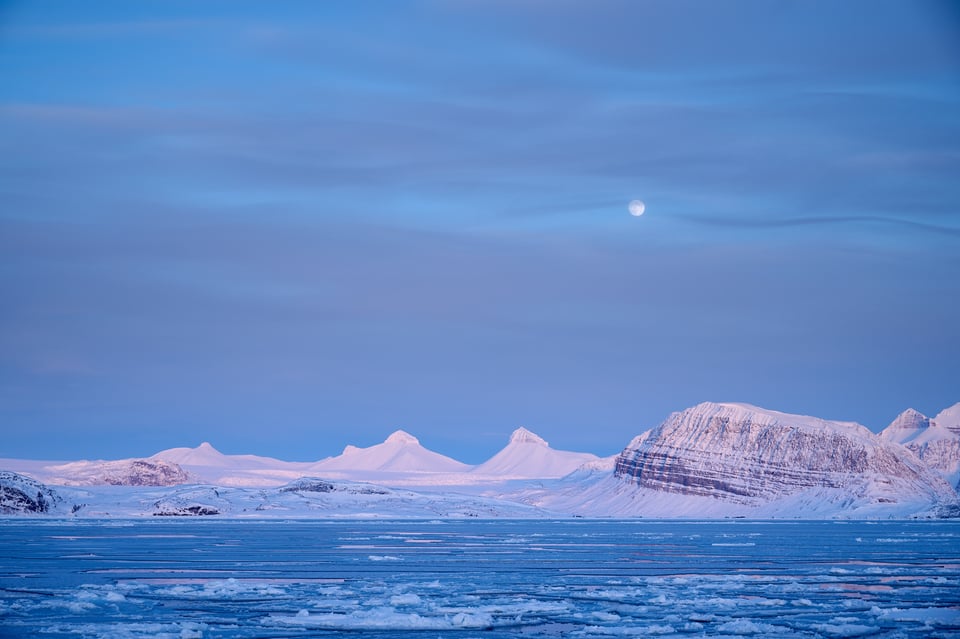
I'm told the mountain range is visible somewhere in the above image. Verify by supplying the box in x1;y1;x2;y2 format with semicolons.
2;401;959;519
1;425;597;489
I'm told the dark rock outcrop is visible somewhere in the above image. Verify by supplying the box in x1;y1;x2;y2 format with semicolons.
279;479;335;493
153;505;220;516
153;486;226;516
0;471;61;514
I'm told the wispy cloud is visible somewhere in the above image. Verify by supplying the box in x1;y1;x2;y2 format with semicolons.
1;1;958;459
673;214;960;236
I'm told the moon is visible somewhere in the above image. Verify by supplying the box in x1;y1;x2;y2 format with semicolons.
628;200;645;217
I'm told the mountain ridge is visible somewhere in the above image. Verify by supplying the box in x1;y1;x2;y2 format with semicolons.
2;400;958;518
309;430;471;475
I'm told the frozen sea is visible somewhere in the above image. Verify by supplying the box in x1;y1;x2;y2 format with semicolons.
1;520;958;638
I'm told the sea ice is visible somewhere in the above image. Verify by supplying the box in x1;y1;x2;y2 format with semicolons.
0;519;957;638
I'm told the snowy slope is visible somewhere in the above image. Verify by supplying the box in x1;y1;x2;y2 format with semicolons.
151;442;315;487
472;427;599;479
881;407;960;490
310;430;472;475
154;442;236;466
934;402;960;434
519;471;958;519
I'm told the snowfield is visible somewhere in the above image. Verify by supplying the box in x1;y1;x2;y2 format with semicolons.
53;477;550;519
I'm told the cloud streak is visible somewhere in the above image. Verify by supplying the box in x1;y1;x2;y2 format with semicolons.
673;214;960;236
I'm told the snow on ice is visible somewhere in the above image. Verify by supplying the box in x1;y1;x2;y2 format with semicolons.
0;520;958;637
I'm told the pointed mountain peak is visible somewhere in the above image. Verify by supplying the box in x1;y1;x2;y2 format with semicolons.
893;408;930;425
473;427;597;479
509;427;548;446
385;430;420;446
881;408;941;445
196;442;221;453
934;402;960;433
881;408;933;440
151;441;226;467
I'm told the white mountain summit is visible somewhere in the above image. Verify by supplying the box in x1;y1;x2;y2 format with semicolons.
154;442;230;467
472;427;599;479
934;402;960;434
310;430;472;475
508;427;548;445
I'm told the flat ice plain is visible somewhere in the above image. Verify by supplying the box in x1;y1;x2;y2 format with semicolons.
1;520;958;638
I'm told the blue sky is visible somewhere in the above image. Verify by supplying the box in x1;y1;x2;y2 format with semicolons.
2;1;959;462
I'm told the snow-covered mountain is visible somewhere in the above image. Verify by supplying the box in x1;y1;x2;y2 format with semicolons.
525;403;957;518
151;442;314;486
472;427;599;479
153;441;236;467
310;430;472;476
880;405;960;490
0;458;191;487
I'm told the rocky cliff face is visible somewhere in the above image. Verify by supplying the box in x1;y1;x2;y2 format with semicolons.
0;471;61;514
614;402;955;508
